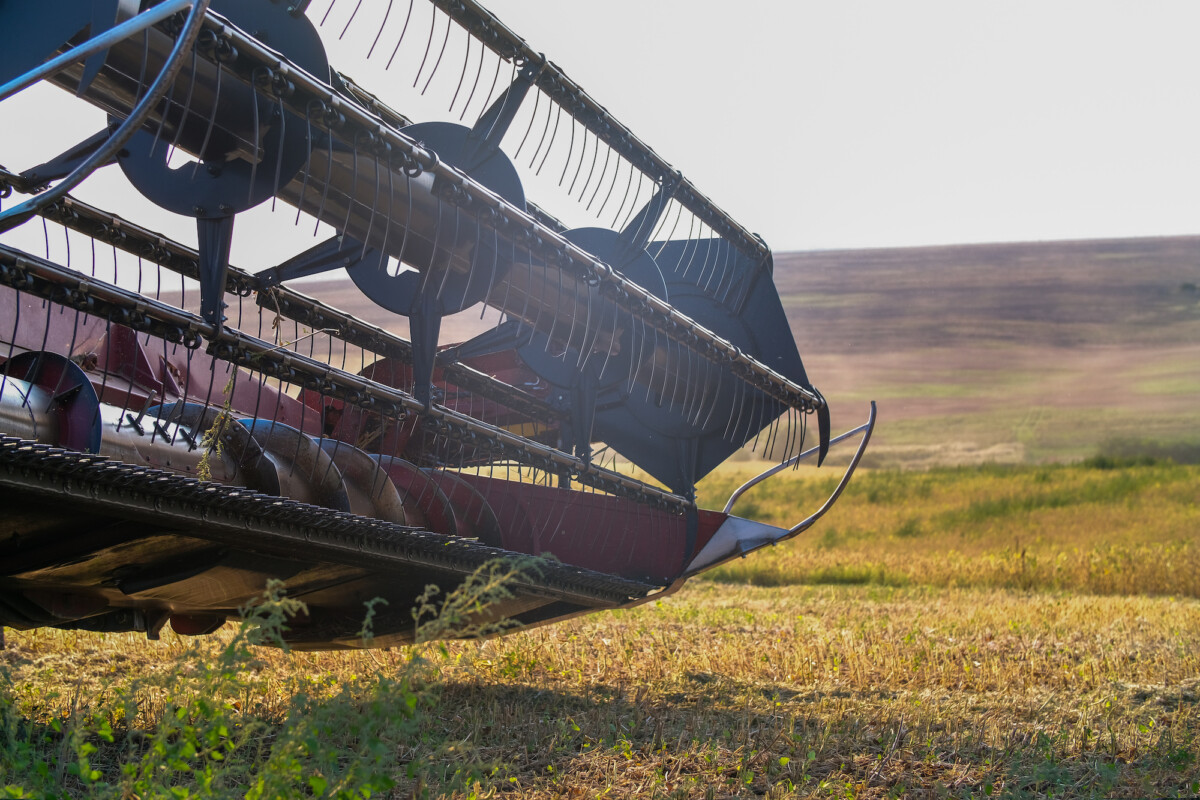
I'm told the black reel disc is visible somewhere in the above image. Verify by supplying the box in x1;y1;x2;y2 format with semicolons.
117;0;329;218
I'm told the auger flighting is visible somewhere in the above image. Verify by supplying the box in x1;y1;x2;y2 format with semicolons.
0;0;873;648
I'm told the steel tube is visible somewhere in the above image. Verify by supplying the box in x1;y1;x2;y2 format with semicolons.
17;9;823;414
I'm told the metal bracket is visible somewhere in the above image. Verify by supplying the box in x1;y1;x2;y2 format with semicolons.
612;174;677;269
256;234;385;287
18;126;118;190
459;56;545;174
197;215;235;331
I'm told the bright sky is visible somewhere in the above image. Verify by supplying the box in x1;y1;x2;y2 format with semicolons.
483;0;1200;251
3;1;1199;255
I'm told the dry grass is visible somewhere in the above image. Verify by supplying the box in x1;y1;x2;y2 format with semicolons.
701;460;1200;598
2;461;1199;798
3;583;1197;798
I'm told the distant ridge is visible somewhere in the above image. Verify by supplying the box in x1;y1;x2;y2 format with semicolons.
774;234;1200;353
255;235;1200;466
773;235;1200;465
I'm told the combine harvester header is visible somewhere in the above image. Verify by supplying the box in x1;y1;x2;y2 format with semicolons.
0;0;873;648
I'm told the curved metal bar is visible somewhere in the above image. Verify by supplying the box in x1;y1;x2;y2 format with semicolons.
788;401;875;534
724;401;877;514
0;0;211;234
0;0;192;103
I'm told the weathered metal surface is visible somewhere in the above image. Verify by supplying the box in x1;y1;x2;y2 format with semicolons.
0;0;870;647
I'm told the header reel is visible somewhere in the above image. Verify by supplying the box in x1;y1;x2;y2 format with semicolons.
0;0;873;648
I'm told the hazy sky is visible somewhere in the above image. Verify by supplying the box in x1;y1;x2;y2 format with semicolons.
3;1;1199;255
483;1;1200;251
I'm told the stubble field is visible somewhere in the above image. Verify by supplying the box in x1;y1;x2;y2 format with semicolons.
2;458;1198;798
3;236;1199;798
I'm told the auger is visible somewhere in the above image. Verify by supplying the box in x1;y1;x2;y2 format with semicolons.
0;0;873;648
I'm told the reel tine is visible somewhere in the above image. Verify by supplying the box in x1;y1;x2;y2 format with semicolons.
367;0;393;59
596;155;623;219
677;340;694;418
567;127;592;196
723;375;744;441
313;112;336;235
702;359;727;432
165;45;200;162
677;214;699;279
342;129;362;239
514;244;536;341
618;172;645;234
433;204;461;304
643;325;660;404
668;338;686;413
761;404;781;461
585;143;612;211
393;166;415;274
247;76;261;208
414;191;443;298
338;0;363;40
494;238;517;327
731;382;754;449
320;0;339;27
379;144;395;257
596;300;620;382
413;2;438;89
359;137;382;261
512;86;541;159
385;0;415;70
740;385;764;449
650;199;682;262
191;65;221;180
749;392;770;455
625;313;643;390
296;102;316;225
459;34;485;120
480;224;500;320
448;24;472;113
687;346;706;425
712;236;733;298
543;248;564;348
480;49;504;120
559;257;583;359
558;114;577;188
787;406;801;463
688;356;710;427
607;159;635;227
527;93;554;169
419;7;451;96
270;94;287;212
535;106;562;177
700;235;720;294
574;283;595;369
715;238;736;303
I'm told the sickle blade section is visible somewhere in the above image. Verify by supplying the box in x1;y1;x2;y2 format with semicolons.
0;0;857;649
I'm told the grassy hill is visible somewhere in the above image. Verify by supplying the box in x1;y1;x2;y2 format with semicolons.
284;235;1200;468
776;236;1200;466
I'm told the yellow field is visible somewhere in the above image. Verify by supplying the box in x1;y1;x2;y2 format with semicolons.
699;459;1200;598
2;461;1198;798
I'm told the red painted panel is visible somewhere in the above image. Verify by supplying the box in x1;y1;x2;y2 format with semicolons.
457;474;699;584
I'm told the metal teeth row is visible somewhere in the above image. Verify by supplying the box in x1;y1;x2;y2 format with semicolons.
318;0;766;260
0;242;691;512
189;7;820;414
0;436;657;603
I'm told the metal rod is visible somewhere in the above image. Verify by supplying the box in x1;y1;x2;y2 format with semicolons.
723;403;876;514
0;0;211;233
